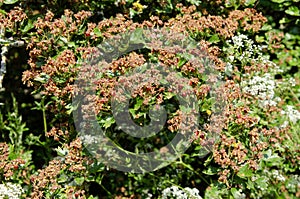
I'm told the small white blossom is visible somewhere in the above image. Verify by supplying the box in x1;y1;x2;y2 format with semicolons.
0;183;23;199
231;34;248;48
286;175;300;192
162;186;202;199
280;120;289;128
242;73;278;108
289;78;296;87
228;56;235;62
281;105;300;124
226;34;276;68
183;187;202;199
272;170;285;182
80;134;97;145
233;189;246;199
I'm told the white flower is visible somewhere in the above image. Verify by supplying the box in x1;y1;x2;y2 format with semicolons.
272;170;285;182
280;120;289;128
183;187;202;199
162;186;202;199
228;56;235;63
80;134;97;145
225;34;277;69
0;183;23;199
242;73;278;108
282;105;300;124
233;189;246;199
231;34;248;48
289;78;296;87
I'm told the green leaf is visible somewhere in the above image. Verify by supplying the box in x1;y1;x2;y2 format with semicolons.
129;28;145;44
260;24;272;31
164;92;175;100
255;35;265;43
102;117;115;129
209;34;220;44
21;20;34;33
254;176;269;190
68;41;75;48
55;146;68;156
3;0;19;4
129;8;138;18
285;6;300;16
186;0;202;6
178;58;187;67
93;27;102;37
133;98;143;111
129;108;137;118
74;177;85;185
230;188;238;197
34;73;50;83
57;173;68;183
77;23;86;35
25;133;43;146
59;36;68;44
202;166;218;175
262;149;283;166
279;17;291;24
237;164;253;178
271;0;286;3
244;0;257;6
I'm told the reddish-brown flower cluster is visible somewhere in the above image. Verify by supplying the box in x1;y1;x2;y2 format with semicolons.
213;135;249;185
0;7;27;32
225;103;259;128
0;143;29;183
35;9;92;36
167;110;182;132
46;125;70;141
29;159;63;199
64;138;87;172
229;8;267;32
29;138;88;199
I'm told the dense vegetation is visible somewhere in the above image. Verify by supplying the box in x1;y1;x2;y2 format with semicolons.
0;0;299;198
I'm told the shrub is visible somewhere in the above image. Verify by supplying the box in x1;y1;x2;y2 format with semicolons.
0;0;299;198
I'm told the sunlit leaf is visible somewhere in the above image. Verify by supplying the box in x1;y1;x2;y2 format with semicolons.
3;0;19;4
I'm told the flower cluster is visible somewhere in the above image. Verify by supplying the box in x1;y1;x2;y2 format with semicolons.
29;138;88;199
280;105;300;124
232;189;246;199
0;143;28;182
241;73;280;108
161;186;202;199
0;7;27;33
0;182;24;199
225;33;276;71
271;169;286;182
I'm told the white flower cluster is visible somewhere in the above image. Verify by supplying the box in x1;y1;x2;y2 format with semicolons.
280;105;300;124
231;34;251;48
0;182;23;199
286;174;300;192
271;170;286;182
242;73;280;108
226;34;273;66
232;189;246;199
80;134;97;145
161;186;202;199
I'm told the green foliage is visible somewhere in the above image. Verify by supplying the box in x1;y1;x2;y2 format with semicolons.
0;94;28;152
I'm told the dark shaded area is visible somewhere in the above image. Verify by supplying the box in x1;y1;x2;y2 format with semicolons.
0;46;50;168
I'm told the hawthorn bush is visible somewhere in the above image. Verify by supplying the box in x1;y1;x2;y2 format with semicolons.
0;0;299;198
